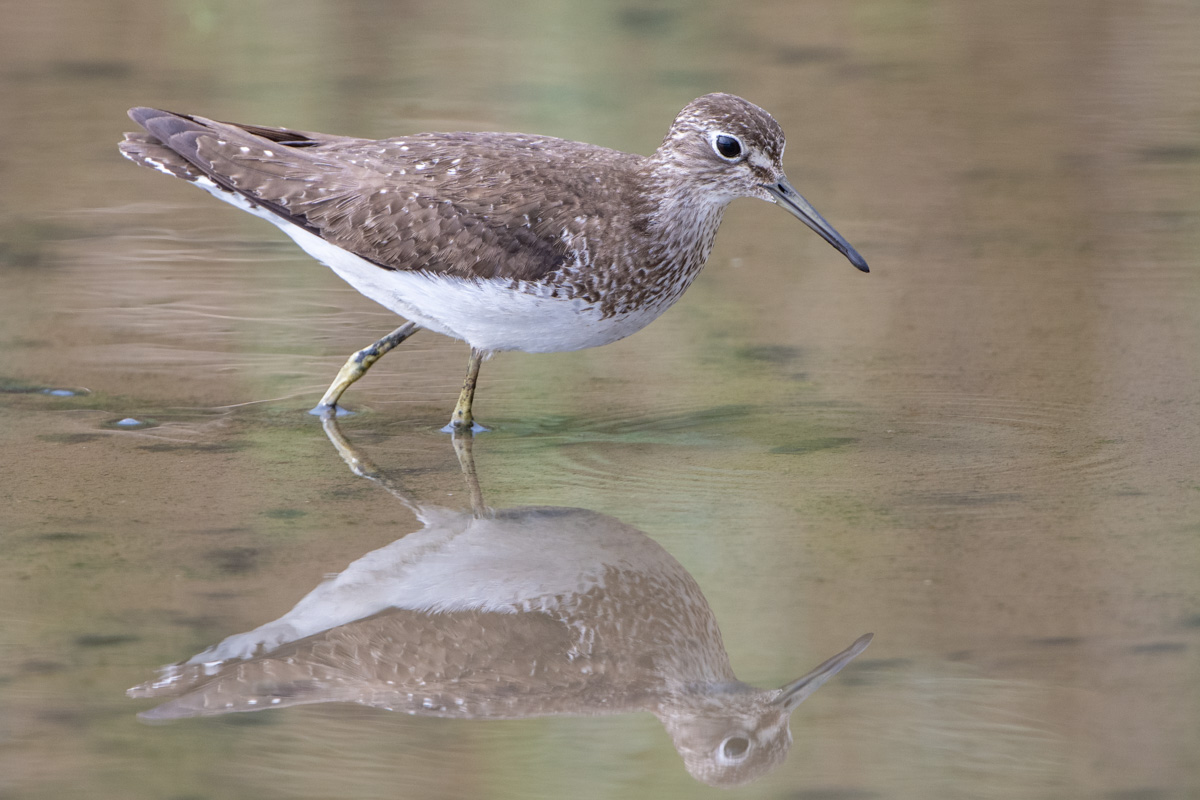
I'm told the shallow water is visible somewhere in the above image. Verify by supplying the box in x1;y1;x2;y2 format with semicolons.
2;1;1199;798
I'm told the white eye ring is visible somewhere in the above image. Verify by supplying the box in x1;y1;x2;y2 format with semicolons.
717;734;751;764
710;132;744;161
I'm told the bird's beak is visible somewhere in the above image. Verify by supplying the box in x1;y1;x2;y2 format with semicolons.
776;633;873;712
766;178;869;273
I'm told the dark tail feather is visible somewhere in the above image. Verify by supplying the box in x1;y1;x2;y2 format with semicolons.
126;107;212;169
120;106;324;235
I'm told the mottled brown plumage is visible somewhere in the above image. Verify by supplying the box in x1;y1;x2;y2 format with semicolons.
120;95;868;428
125;113;634;285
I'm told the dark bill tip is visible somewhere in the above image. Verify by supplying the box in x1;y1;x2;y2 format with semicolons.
776;632;873;712
767;180;869;273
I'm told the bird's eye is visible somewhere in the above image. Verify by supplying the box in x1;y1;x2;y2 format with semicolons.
719;735;751;762
713;134;743;160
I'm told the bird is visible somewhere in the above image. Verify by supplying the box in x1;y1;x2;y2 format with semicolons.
119;94;868;432
129;415;873;787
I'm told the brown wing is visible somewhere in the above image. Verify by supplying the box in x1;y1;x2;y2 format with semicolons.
122;108;639;282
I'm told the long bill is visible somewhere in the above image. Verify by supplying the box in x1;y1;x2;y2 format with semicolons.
776;633;873;712
766;178;870;273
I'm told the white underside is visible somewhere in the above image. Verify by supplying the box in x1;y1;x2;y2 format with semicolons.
191;177;665;353
173;505;675;669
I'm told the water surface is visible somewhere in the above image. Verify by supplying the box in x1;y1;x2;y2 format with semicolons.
2;2;1198;798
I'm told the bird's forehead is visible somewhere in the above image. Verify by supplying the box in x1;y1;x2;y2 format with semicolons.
672;93;787;156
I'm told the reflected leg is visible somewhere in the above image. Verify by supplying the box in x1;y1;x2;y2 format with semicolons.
449;429;487;516
309;321;421;416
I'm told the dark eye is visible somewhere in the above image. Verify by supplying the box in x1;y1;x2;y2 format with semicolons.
720;736;751;761
714;134;742;159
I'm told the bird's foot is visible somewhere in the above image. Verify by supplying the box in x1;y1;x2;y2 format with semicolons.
307;402;354;419
441;420;490;435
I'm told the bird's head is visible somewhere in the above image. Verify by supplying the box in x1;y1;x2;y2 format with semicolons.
658;93;869;272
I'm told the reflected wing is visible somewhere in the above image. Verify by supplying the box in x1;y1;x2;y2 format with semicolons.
131;608;612;721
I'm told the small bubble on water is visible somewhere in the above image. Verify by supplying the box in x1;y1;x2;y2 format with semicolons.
116;418;143;427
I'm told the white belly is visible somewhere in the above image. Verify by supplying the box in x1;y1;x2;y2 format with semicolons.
193;178;666;353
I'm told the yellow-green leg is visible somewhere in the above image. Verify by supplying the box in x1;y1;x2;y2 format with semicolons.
443;348;488;434
309;321;420;417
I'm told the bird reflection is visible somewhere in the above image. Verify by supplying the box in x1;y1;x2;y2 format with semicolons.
130;420;871;786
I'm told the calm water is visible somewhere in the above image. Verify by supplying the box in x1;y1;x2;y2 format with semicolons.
2;1;1199;798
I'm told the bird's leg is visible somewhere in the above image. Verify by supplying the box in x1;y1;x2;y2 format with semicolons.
309;321;420;417
444;348;488;434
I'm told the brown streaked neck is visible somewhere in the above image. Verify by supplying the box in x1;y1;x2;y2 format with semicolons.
632;154;731;285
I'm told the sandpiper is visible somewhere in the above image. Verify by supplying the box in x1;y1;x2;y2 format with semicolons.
120;94;868;431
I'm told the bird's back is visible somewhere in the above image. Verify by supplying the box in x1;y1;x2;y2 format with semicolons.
121;110;646;284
